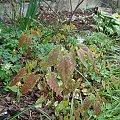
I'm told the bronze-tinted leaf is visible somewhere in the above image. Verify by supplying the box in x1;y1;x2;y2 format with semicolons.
18;33;33;49
79;44;89;53
57;51;76;88
74;109;80;120
63;79;77;95
77;43;95;67
84;115;89;120
30;28;36;37
92;100;101;115
94;65;99;74
37;28;42;36
83;97;93;111
87;50;95;63
18;33;27;48
41;46;61;67
25;36;33;48
77;48;87;67
46;74;63;97
10;68;26;86
21;73;39;94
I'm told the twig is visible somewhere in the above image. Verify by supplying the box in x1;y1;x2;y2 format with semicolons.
42;0;60;18
70;0;73;19
69;0;85;23
75;69;91;86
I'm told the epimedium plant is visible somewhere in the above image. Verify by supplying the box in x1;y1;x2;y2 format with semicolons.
0;1;119;119
8;25;106;119
0;15;119;119
0;21;57;92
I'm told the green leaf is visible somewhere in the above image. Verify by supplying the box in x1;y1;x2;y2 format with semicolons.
106;103;112;110
8;86;19;93
55;100;69;116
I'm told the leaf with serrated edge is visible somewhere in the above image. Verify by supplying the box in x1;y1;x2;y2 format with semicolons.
37;28;42;36
41;46;61;67
18;33;27;48
57;51;76;88
78;44;95;67
77;48;87;67
21;73;39;94
92;100;101;115
83;97;93;111
25;36;32;48
10;68;26;86
46;74;63;97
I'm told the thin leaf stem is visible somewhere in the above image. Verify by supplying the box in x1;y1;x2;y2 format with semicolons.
75;69;91;86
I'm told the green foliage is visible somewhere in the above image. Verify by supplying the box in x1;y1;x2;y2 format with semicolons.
0;24;21;84
3;0;42;30
7;85;20;93
18;0;41;30
94;12;120;36
0;12;119;119
84;32;120;120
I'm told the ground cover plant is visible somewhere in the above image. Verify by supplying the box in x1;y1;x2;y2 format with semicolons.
0;0;120;120
93;11;120;36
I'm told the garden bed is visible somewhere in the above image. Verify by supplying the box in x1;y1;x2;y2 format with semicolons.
0;2;120;120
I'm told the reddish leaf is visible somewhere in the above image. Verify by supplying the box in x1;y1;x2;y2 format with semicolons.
87;50;94;62
92;100;101;115
21;73;39;94
10;68;26;86
84;115;89;120
77;43;95;67
46;74;63;97
18;33;27;48
79;44;89;53
77;48;87;67
0;105;4;112
41;46;60;67
36;28;42;36
83;97;93;111
30;29;36;36
74;110;80;120
57;51;76;87
80;44;95;63
18;33;32;49
25;36;32;48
